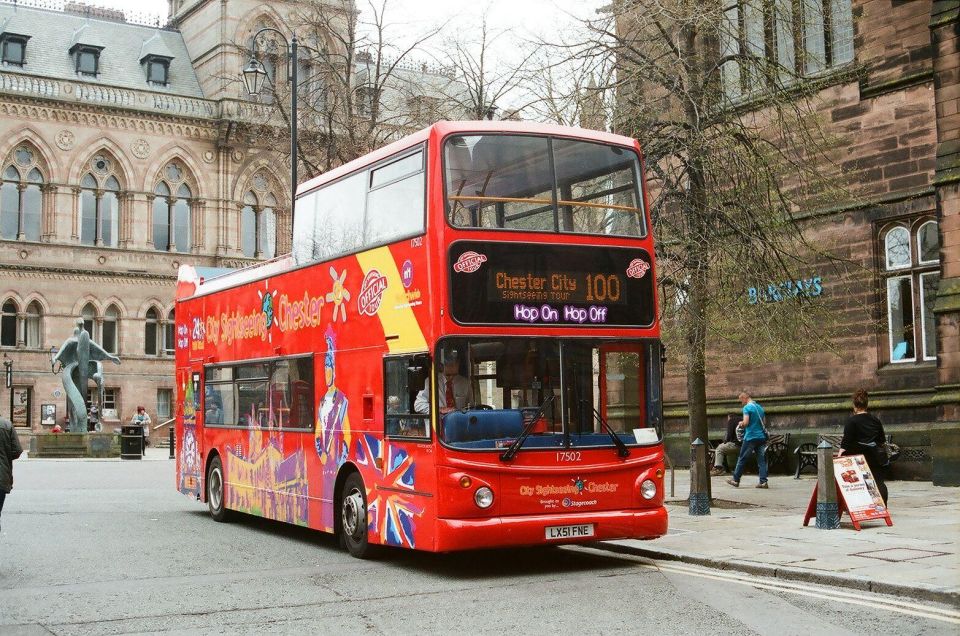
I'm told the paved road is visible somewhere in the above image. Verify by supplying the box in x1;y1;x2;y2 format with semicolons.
0;458;955;635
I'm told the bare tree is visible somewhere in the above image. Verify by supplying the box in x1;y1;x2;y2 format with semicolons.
437;10;538;120
549;0;863;454
237;0;448;175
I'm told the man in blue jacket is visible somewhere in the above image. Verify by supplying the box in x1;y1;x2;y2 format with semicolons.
0;415;24;532
727;391;769;489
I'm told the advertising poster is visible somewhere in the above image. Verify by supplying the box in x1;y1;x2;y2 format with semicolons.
12;386;30;427
832;455;889;522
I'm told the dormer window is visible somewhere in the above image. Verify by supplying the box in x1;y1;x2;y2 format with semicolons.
1;34;29;67
142;54;171;86
70;44;102;77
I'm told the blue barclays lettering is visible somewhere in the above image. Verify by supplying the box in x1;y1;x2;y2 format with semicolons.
748;276;823;304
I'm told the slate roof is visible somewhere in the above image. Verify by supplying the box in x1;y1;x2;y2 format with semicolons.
0;3;204;98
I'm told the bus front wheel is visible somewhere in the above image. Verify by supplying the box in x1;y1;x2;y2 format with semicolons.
340;472;372;558
207;455;230;522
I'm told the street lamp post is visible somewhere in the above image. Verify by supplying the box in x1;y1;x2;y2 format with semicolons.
242;28;299;231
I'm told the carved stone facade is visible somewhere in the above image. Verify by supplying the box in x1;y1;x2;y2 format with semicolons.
0;0;318;440
645;1;959;480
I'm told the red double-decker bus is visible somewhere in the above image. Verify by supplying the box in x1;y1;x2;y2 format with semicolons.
174;121;667;557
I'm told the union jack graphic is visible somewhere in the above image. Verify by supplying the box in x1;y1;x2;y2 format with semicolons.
355;434;422;548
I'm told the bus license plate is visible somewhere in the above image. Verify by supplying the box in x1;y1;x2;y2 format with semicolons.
545;524;595;540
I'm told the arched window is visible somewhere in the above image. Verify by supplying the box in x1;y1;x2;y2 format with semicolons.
164;308;175;355
152;182;170;252
102;304;119;354
881;221;940;363
81;303;97;338
0;298;43;348
0;145;44;241
145;307;159;355
240;175;280;259
153;162;193;253
0;299;17;347
24;301;41;348
78;154;123;247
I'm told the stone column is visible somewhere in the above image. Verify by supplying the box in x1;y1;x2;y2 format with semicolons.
70;186;81;240
40;183;57;242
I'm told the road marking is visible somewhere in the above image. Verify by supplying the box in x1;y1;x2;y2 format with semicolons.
570;546;960;625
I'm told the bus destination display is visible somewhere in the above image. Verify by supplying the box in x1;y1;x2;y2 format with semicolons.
449;241;655;327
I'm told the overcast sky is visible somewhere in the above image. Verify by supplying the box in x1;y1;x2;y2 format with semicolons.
94;0;600;57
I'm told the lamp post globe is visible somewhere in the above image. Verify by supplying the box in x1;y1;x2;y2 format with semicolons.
242;57;268;96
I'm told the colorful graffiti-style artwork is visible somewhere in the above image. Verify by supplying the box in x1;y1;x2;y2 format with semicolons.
226;428;308;525
178;372;201;496
355;433;423;549
313;328;351;530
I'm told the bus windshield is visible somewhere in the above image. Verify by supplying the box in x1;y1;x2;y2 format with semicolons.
444;134;645;237
433;337;662;451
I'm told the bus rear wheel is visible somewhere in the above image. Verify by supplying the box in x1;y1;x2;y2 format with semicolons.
207;455;230;522
340;472;373;558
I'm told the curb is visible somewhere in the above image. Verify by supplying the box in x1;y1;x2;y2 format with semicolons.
593;541;960;607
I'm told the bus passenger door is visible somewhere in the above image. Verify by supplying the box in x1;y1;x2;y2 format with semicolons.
598;343;645;434
374;353;433;550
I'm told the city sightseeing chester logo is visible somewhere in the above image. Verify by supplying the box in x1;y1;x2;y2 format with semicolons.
453;251;487;274
626;258;650;279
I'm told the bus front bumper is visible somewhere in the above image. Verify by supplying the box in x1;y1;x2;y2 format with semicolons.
434;507;668;552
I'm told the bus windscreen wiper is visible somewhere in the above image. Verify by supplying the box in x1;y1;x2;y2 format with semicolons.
500;395;556;462
581;399;631;458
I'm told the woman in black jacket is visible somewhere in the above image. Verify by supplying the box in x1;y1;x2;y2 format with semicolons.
840;388;888;505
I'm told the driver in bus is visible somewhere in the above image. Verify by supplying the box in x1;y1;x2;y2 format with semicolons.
414;354;469;415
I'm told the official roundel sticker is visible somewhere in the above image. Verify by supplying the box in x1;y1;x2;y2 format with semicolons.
453;251;488;274
357;269;388;316
626;258;650;279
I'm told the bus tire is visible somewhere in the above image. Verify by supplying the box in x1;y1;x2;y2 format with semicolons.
340;472;373;558
207;455;230;522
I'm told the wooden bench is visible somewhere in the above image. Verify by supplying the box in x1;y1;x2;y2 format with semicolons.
708;433;791;473
794;433;893;478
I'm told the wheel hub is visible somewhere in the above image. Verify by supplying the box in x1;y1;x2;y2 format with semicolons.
210;469;222;510
342;488;365;537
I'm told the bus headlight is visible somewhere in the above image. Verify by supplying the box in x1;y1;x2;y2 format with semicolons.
640;479;657;500
474;486;494;509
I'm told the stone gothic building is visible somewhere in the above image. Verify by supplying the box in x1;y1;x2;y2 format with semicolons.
617;0;958;482
0;0;380;442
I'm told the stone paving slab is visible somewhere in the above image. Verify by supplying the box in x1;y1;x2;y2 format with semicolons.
599;472;960;604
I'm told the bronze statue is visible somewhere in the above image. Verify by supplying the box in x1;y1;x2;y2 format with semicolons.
51;319;120;433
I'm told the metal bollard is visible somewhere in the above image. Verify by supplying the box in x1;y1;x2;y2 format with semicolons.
815;439;839;529
689;438;710;516
168;426;175;460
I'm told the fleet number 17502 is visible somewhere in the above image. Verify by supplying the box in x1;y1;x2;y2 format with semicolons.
556;451;581;462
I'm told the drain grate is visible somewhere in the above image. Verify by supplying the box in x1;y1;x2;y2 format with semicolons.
849;547;952;562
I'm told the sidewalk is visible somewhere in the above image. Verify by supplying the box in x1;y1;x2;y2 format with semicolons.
600;471;960;605
20;445;173;461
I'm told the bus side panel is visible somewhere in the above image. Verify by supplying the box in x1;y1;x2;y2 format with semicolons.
174;298;203;499
181;240;437;548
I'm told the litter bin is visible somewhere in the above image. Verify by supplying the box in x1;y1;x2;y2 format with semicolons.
121;425;143;460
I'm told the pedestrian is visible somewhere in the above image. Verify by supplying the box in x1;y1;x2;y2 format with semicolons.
711;413;743;476
727;390;769;489
1;415;24;533
132;406;151;456
840;388;888;505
